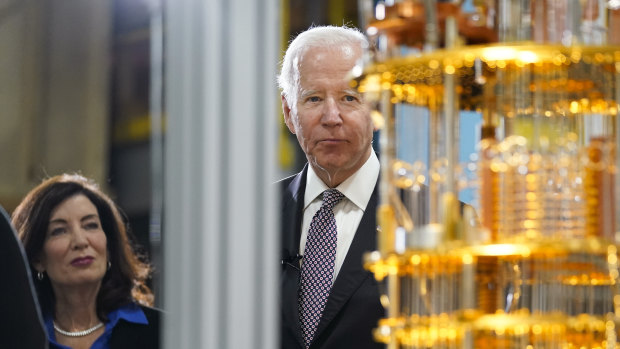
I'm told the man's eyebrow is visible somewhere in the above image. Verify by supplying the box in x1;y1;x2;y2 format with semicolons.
343;89;362;96
300;90;318;98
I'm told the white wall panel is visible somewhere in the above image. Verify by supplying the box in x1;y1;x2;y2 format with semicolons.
163;0;279;347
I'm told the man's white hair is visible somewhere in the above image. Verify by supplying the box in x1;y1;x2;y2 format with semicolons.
277;25;368;113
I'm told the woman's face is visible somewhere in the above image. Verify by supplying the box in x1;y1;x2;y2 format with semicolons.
35;194;108;290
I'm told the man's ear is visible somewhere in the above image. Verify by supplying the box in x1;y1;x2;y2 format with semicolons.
282;95;296;134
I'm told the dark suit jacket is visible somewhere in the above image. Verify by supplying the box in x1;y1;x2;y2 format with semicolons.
280;165;384;349
108;305;161;349
0;205;48;349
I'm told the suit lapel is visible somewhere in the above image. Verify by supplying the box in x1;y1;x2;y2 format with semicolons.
281;166;307;348
281;167;306;268
313;180;379;340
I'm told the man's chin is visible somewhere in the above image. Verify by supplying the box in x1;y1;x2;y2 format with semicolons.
312;158;346;173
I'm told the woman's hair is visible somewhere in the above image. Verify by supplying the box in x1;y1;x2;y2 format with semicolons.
277;25;368;110
11;173;153;320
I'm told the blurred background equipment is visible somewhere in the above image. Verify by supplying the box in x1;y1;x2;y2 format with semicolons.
356;0;620;347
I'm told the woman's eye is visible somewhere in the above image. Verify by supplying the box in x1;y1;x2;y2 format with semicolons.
49;228;66;236
85;222;100;230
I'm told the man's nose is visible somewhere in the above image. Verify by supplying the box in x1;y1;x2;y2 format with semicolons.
322;98;342;125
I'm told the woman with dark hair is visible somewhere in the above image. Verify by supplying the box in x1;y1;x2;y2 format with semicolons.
12;173;160;349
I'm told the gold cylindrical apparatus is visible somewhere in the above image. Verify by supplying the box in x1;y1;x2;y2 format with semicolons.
357;0;620;347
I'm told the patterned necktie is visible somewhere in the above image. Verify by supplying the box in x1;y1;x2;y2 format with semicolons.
299;189;344;348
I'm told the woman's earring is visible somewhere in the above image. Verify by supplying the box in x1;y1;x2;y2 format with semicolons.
37;271;43;281
107;261;111;270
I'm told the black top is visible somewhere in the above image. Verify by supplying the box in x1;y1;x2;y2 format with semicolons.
46;305;162;349
108;306;161;349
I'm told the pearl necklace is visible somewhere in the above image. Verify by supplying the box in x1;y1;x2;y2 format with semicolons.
54;321;104;337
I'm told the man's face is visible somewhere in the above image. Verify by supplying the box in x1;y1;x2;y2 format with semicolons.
283;45;373;186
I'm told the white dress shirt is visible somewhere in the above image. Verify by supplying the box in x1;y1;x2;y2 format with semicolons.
299;151;380;282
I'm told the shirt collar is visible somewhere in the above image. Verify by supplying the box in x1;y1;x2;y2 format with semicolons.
106;303;148;328
304;150;379;211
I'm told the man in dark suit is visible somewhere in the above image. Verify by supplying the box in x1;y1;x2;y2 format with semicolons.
277;25;384;349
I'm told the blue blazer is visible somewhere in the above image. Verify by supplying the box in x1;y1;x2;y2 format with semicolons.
279;164;384;349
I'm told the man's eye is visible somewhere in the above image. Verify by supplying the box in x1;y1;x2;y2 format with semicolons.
306;96;321;102
344;95;358;102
